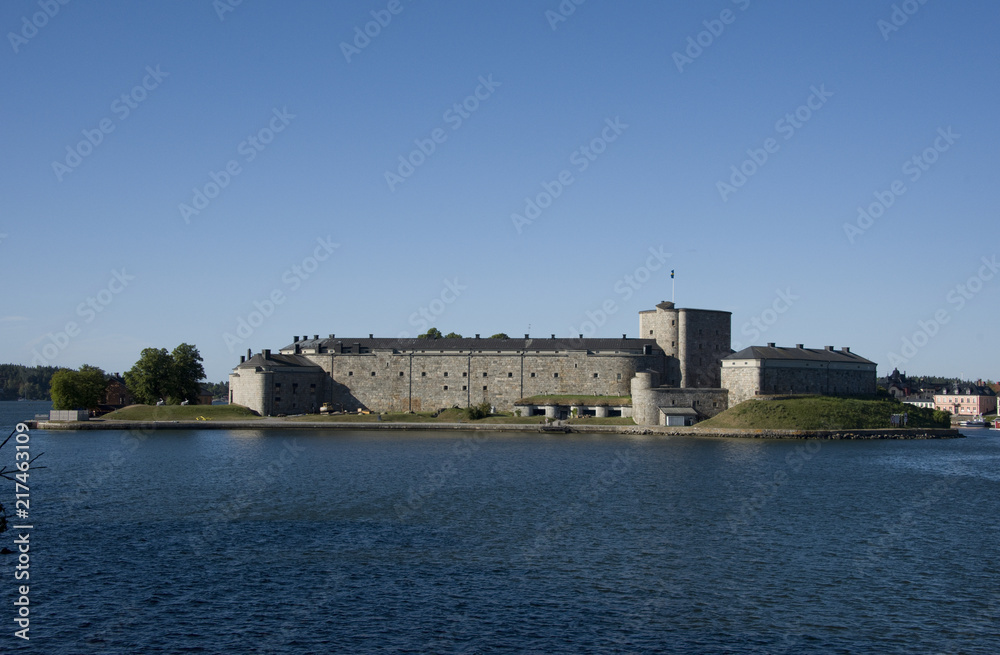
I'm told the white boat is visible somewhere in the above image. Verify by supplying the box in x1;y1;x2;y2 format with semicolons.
959;414;986;427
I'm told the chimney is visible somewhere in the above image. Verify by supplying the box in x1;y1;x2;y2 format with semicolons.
796;344;804;349
623;333;627;339
475;334;480;339
262;349;271;359
240;355;245;363
314;334;319;340
825;346;834;351
247;348;252;360
293;336;299;343
369;333;373;339
767;342;775;348
525;333;529;339
294;344;300;354
551;334;555;339
329;334;335;339
842;346;851;353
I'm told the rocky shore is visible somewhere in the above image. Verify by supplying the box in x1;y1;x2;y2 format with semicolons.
31;419;962;439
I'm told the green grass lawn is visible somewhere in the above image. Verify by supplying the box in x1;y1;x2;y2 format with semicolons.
698;396;950;430
100;404;261;421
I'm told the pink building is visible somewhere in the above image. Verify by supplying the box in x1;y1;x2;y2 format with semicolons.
933;383;997;416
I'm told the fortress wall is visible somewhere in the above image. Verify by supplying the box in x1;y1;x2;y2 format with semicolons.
306;349;666;413
631;386;730;426
678;309;731;388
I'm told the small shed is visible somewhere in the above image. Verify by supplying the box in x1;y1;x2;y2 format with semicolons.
658;407;698;426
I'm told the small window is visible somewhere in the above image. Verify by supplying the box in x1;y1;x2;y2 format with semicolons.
593;373;599;378
482;372;488;377
310;383;316;389
483;386;487;391
462;372;467;377
421;372;426;377
553;373;559;378
348;371;353;376
462;385;467;391
275;383;282;388
508;372;513;378
443;385;449;390
370;371;376;376
617;373;622;380
444;372;449;377
275;396;281;402
530;372;536;378
649;330;653;335
399;372;404;377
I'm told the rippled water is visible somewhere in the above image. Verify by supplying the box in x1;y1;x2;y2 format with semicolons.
1;402;998;653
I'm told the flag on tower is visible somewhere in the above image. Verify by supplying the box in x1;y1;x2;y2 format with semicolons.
670;270;675;279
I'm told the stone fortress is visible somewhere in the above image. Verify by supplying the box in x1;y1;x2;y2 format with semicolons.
229;301;877;425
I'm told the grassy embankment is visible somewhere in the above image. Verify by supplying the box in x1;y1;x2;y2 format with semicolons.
698;396;950;430
100;404;261;421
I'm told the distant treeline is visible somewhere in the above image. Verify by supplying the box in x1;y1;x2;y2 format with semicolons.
0;364;60;401
202;380;229;400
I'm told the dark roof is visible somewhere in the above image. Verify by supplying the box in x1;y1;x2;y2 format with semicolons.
236;353;324;370
724;345;875;365
280;337;662;353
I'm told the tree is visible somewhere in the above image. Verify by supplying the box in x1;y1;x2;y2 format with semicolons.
418;328;443;340
50;365;107;410
490;333;510;339
444;332;463;339
124;348;173;404
169;343;206;403
124;344;206;405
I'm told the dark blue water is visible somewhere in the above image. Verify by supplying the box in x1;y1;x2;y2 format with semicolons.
1;402;998;653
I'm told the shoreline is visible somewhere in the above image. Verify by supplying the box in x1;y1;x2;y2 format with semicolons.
29;419;963;439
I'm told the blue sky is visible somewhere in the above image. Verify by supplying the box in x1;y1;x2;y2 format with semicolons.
1;0;997;383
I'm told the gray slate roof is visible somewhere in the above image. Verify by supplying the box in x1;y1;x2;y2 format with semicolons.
724;345;875;365
236;353;324;370
281;336;661;353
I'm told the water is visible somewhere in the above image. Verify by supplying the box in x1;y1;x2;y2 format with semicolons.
0;401;998;653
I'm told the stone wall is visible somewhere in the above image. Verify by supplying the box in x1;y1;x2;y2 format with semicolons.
630;380;729;426
721;359;876;406
639;303;730;388
313;349;665;413
721;361;762;406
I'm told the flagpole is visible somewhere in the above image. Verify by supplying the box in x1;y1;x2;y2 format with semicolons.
671;270;675;303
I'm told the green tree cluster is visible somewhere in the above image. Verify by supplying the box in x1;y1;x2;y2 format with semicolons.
0;364;60;401
124;343;206;405
50;365;107;410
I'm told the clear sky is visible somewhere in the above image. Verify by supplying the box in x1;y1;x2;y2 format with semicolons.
1;0;997;383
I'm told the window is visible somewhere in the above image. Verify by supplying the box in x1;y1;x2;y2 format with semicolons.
462;372;467;377
275;396;281;402
348;371;353;376
421;372;426;377
530;372;536;378
275;383;282;388
508;372;513;378
443;385;449;390
593;373;599;378
462;385;467;391
482;372;488;377
617;373;622;380
553;373;559;378
483;386;488;391
310;383;316;389
444;372;449;377
649;330;653;335
370;371;376;376
399;372;404;377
